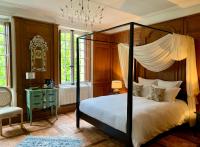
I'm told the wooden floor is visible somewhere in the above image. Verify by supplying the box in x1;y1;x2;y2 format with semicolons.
0;112;200;147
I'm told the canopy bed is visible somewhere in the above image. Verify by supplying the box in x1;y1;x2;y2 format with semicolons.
76;22;199;147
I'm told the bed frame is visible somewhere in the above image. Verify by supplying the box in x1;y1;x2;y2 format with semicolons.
76;22;187;146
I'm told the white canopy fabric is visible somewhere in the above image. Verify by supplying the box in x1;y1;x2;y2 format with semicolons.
118;33;199;126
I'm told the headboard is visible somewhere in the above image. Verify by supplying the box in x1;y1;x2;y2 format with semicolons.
134;59;187;102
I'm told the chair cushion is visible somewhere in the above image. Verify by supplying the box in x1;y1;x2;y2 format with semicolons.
0;107;22;118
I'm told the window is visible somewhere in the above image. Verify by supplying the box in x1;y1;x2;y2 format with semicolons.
60;30;89;84
0;22;11;87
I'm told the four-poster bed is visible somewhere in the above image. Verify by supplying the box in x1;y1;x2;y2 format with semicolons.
76;22;199;146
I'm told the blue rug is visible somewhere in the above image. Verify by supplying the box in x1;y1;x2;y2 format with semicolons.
17;136;81;147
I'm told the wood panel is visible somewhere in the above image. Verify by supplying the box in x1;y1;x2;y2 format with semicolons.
184;13;200;38
195;38;200;105
14;17;59;111
93;33;111;96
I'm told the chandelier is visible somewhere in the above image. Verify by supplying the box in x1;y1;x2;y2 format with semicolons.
60;0;105;28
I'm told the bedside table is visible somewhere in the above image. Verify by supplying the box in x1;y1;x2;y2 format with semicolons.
119;88;127;94
25;88;58;125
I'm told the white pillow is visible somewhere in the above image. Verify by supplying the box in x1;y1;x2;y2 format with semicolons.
164;87;181;102
138;77;157;86
158;79;182;88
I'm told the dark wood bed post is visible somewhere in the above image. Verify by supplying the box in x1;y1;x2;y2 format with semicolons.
127;22;134;146
76;37;80;128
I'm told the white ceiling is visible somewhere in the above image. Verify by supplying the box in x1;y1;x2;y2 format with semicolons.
94;0;175;16
0;0;200;31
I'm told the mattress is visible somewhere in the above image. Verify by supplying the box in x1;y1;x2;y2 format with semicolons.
79;93;189;147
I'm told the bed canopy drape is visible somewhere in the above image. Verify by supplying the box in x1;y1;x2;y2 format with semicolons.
118;33;199;126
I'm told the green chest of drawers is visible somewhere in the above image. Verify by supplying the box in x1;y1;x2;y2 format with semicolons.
25;88;58;125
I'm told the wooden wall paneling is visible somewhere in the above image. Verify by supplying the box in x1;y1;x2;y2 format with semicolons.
53;24;59;85
195;39;200;84
184;13;200;38
93;43;111;82
14;17;58;113
148;18;184;40
93;33;112;96
110;44;122;81
23;18;54;84
93;82;111;97
14;17;24;107
195;39;200;103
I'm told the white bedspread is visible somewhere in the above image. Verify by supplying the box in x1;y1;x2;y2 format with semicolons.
79;94;189;147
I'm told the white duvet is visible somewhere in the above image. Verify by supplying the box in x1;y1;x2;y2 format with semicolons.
79;94;189;147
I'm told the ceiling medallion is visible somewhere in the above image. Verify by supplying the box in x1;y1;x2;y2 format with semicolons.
60;0;105;28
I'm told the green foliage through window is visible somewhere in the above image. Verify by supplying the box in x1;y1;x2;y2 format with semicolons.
0;24;7;86
60;31;86;84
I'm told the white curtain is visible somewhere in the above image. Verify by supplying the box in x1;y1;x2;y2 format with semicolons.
118;33;199;126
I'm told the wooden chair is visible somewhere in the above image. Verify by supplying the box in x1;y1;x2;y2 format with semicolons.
0;87;23;135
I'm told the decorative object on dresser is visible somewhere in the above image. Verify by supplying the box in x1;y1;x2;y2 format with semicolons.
25;72;36;88
0;87;23;135
25;88;58;125
45;79;54;88
111;80;122;94
29;35;48;72
25;72;35;80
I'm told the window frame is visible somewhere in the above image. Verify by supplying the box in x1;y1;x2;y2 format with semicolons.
0;21;12;87
60;30;72;84
59;29;89;85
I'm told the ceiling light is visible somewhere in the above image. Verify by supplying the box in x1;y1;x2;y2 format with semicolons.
60;0;105;29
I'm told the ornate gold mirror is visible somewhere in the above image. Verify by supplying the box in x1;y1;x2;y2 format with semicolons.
29;35;48;72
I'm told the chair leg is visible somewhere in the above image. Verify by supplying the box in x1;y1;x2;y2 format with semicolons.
9;118;11;126
20;111;23;129
0;119;2;136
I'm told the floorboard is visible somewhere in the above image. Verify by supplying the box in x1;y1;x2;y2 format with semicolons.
0;112;199;147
